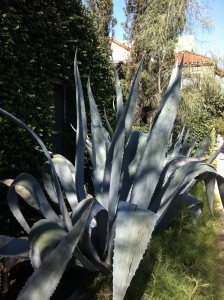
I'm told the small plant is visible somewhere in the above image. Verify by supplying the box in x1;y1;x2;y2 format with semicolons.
0;53;224;300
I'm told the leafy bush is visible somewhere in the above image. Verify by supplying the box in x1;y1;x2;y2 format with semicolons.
0;55;224;300
0;0;114;178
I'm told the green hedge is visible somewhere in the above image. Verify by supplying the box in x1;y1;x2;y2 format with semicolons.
0;0;114;179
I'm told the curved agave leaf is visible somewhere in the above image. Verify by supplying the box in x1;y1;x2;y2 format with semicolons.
194;131;211;158
204;173;217;217
130;59;183;209
0;108;72;231
113;201;157;300
29;220;67;269
51;155;78;211
42;163;58;204
71;199;109;273
150;157;204;208
18;198;94;300
1;179;38;209
74;51;87;202
216;175;224;207
153;162;218;225
88;78;111;208
155;193;203;231
206;142;224;164
0;236;29;258
8;174;63;232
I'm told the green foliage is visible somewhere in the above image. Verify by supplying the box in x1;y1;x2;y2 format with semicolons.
84;0;117;37
0;0;114;178
124;0;188;126
177;73;224;147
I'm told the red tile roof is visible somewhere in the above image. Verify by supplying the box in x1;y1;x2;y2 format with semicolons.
176;50;224;77
176;50;212;65
110;38;131;52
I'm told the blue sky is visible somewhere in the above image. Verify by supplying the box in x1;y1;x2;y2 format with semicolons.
113;0;224;58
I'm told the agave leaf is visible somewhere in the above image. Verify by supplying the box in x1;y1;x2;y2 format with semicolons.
130;60;183;208
74;51;87;202
0;108;72;231
153;162;217;225
194;131;211;158
79;201;108;257
42;163;58;204
88;78;111;208
73;247;99;272
103;107;114;139
52;155;78;211
113;201;157;300
216;175;224;208
181;135;199;157
113;66;124;121
29;220;67;269
119;131;147;202
8;174;63;231
206;142;224;164
170;126;185;157
1;179;38;209
103;59;144;225
18;198;94;300
204;173;217;217
151;157;204;207
155;193;203;231
0;236;29;258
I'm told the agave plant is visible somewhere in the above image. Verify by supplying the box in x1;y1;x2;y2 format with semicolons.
0;52;224;300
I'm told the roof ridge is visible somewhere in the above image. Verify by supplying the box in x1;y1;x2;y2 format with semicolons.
110;38;131;52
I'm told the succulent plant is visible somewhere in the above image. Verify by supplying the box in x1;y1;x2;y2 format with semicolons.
0;52;224;300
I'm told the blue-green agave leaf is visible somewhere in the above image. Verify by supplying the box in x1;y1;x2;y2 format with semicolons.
0;108;72;231
170;126;185;157
0;236;29;258
153;162;217;225
151;157;203;208
1;179;38;209
119;131;147;202
113;66;124;121
28;220;67;269
52;155;78;211
73;247;99;272
206;142;224;164
88;78;111;208
194;131;211;158
216;175;224;208
181;135;199;156
74;51;87;202
103;107;114;139
113;201;157;300
8;174;63;231
130;60;183;208
155;193;203;231
42;163;58;204
204;173;217;217
18;198;94;300
79;204;109;274
103;59;144;226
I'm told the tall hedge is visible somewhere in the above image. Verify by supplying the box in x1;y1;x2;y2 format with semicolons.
0;0;114;178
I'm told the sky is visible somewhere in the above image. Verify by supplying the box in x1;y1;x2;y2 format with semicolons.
113;0;224;59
